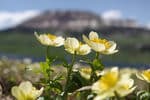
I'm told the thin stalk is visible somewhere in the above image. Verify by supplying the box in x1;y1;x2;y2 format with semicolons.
90;65;96;83
63;53;76;99
45;46;52;79
148;83;150;92
114;91;121;100
95;52;99;59
90;52;99;83
46;46;50;64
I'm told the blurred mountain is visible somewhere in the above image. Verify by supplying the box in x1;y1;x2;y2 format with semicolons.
19;10;102;31
1;10;150;36
0;10;150;63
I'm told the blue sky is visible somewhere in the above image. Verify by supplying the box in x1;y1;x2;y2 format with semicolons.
0;0;150;29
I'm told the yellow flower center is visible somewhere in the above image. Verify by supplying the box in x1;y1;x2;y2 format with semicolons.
92;38;111;49
143;70;150;81
99;71;118;91
48;34;57;40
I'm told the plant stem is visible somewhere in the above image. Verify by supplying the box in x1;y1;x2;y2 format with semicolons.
148;83;150;92
90;66;96;83
46;46;50;64
114;91;120;100
90;52;99;83
95;52;99;59
43;46;52;99
63;53;76;99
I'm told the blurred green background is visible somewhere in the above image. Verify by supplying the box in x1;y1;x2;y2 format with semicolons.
0;31;149;64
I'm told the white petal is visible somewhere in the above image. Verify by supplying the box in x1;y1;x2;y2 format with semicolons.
89;31;99;40
34;32;52;45
107;41;117;52
11;86;25;100
32;87;44;99
19;81;33;95
101;41;118;54
111;67;119;72
116;74;135;97
94;95;107;100
136;72;145;81
90;42;105;52
141;74;150;83
82;35;91;45
101;50;118;55
64;37;79;54
77;44;91;55
116;86;136;97
53;36;64;47
34;32;39;40
118;78;134;89
92;80;101;94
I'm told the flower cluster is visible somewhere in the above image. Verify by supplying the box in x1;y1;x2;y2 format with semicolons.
35;31;118;55
10;31;149;100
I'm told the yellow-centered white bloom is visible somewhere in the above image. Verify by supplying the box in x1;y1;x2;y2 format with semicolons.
79;67;92;79
34;32;64;47
83;31;118;54
92;67;135;100
64;37;91;55
11;81;43;100
136;69;150;83
79;67;104;80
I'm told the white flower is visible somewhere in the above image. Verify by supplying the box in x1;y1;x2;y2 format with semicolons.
79;67;104;80
92;67;135;100
83;31;118;54
64;37;91;55
11;81;43;100
136;69;150;83
76;43;91;55
34;32;64;47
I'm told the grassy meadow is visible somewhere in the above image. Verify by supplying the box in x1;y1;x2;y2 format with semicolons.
0;32;150;65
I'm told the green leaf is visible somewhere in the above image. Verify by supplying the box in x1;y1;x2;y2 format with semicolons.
50;81;63;92
92;59;104;71
137;90;150;100
40;62;50;77
53;74;64;82
46;56;58;65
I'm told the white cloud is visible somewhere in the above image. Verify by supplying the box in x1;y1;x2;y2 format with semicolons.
101;10;122;20
0;10;40;30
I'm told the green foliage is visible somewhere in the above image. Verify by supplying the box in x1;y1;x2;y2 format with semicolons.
40;62;51;78
92;58;104;71
136;91;150;100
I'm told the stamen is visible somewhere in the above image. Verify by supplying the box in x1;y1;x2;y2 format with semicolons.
48;34;57;40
